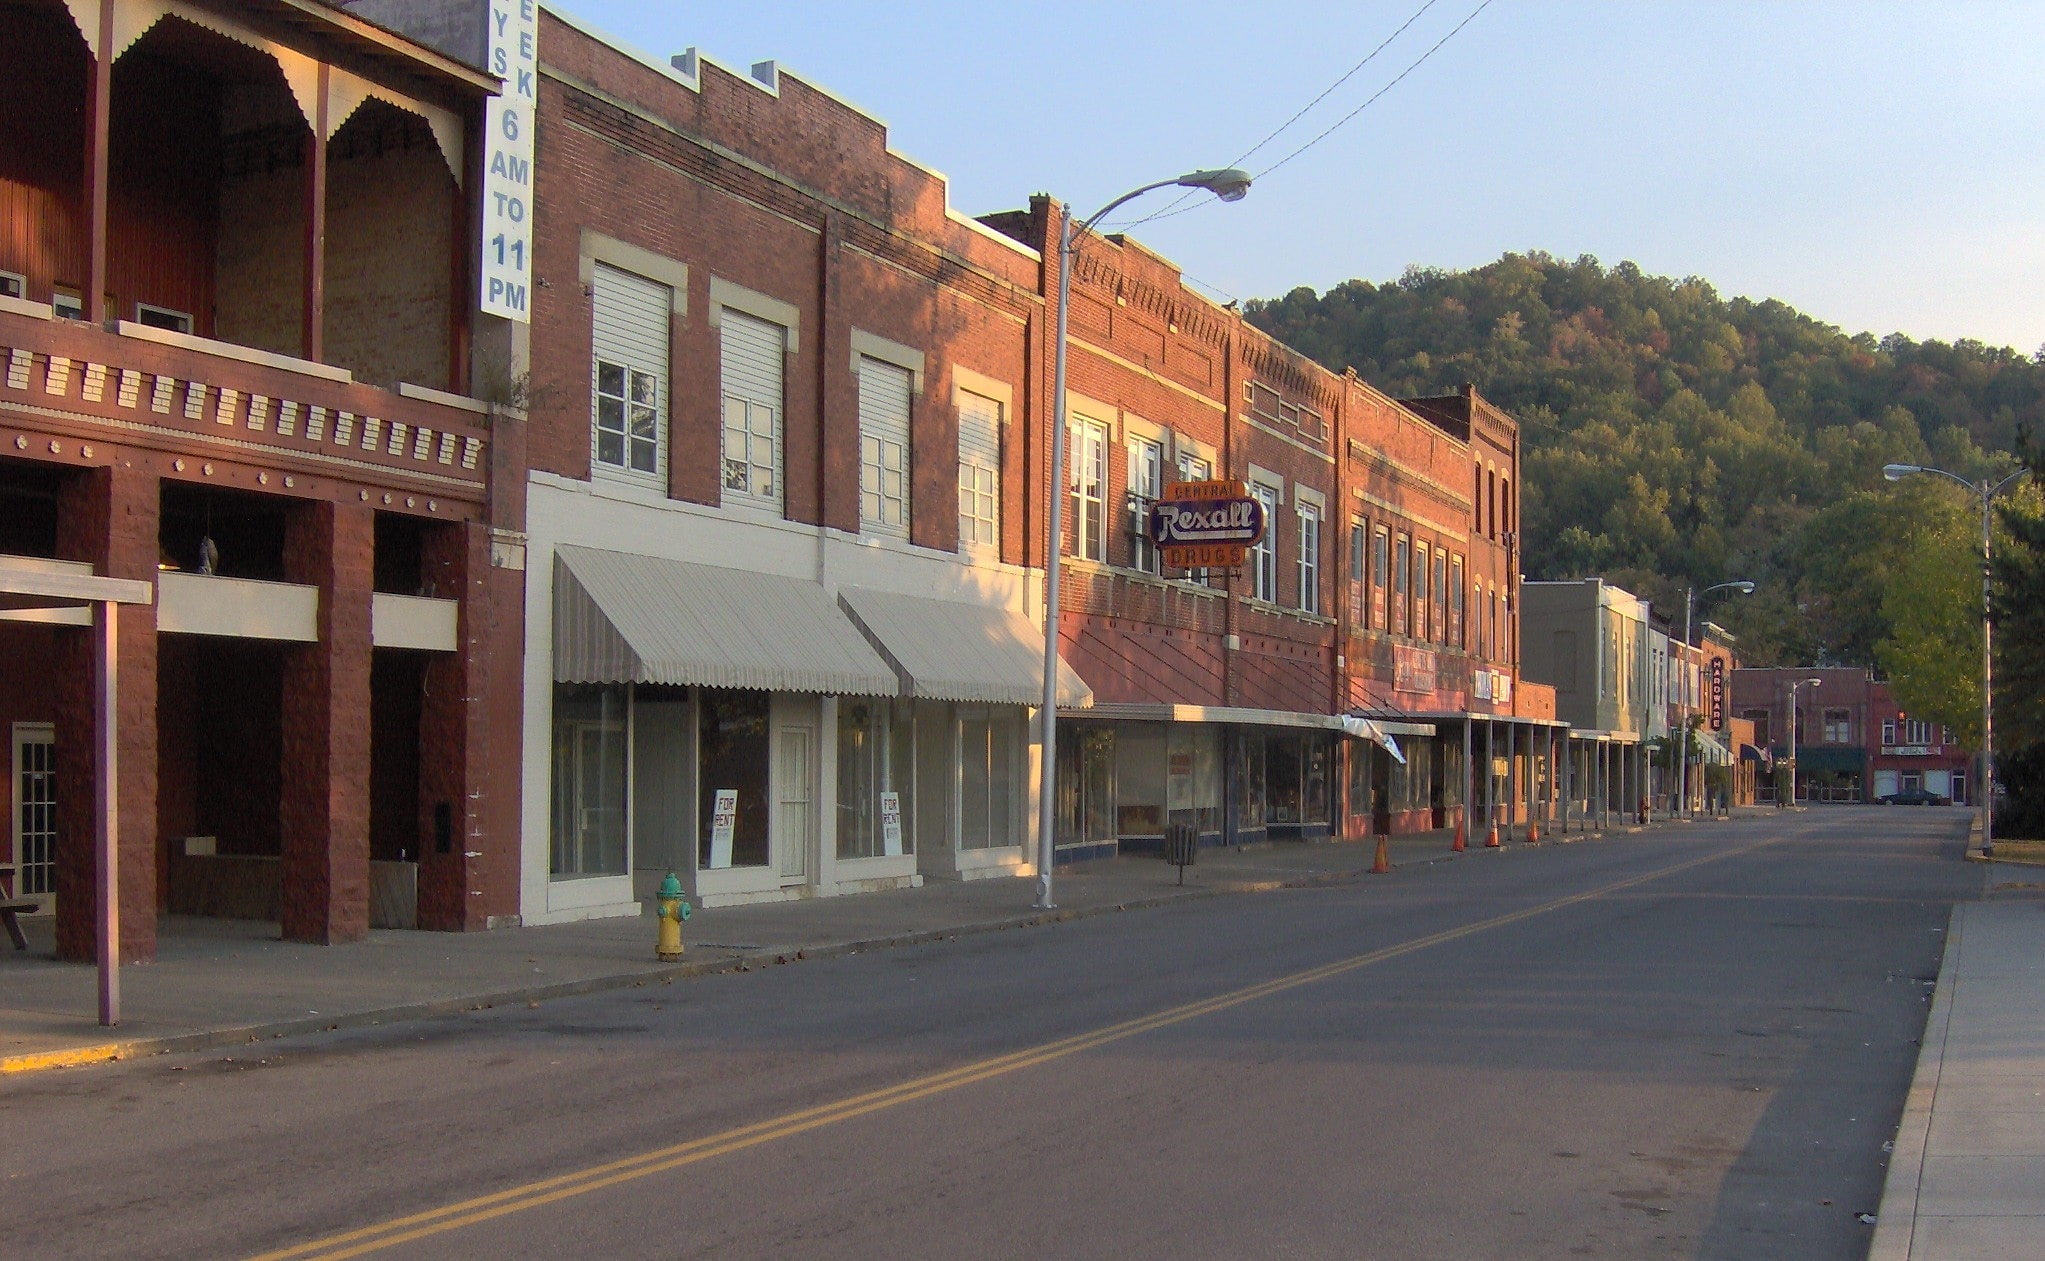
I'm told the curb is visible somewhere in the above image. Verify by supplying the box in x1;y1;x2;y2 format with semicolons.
3;850;1480;1076
1869;902;1964;1260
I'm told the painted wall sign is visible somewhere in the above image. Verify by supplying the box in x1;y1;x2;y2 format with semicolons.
1393;645;1437;695
879;791;903;857
1150;478;1265;569
479;0;537;321
708;788;737;869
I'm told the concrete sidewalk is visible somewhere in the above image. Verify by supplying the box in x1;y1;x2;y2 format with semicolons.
3;826;1582;1073
1874;895;2045;1258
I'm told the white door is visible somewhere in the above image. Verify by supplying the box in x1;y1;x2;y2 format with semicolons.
775;725;813;884
12;723;55;902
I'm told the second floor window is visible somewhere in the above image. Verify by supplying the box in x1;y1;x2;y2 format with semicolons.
1250;481;1281;602
1823;708;1852;744
858;357;913;539
1127;437;1164;573
591;262;670;480
1068;417;1109;561
1744;708;1772;747
1433;548;1447;643
1392;534;1410;635
1371;526;1389;630
1449;554;1465;647
957;390;1002;550
1297;501;1321;614
1348;519;1366;625
720;309;786;511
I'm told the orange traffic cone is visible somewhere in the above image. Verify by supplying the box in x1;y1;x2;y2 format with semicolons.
1485;821;1501;848
1452;818;1467;852
1526;820;1541;844
1371;835;1391;874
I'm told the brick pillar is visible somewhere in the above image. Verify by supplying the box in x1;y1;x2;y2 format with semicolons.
280;499;373;943
53;464;159;963
416;519;486;930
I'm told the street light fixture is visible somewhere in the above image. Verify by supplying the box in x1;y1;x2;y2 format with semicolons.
1035;168;1254;909
1679;579;1755;818
1883;462;2032;850
1786;676;1822;807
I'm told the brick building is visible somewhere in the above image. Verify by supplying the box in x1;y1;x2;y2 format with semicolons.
0;0;525;962
1733;667;1973;805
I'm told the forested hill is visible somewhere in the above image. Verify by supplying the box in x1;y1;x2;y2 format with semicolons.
1246;252;2043;667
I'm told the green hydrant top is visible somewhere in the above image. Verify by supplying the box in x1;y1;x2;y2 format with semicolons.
657;870;684;901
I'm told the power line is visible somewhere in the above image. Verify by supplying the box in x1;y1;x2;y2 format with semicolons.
1109;0;1499;234
1125;0;1447;227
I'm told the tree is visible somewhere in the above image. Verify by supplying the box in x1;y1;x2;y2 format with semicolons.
1992;435;2045;837
1877;486;1983;744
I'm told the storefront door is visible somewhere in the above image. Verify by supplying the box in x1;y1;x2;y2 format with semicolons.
774;724;813;885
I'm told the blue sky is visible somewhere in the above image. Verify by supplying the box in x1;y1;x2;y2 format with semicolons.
553;1;2045;354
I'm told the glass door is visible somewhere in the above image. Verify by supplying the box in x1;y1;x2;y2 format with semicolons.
774;725;812;884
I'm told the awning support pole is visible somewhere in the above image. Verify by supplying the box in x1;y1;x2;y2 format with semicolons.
96;599;120;1027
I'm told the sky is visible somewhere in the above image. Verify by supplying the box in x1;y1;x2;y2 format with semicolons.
552;1;2045;354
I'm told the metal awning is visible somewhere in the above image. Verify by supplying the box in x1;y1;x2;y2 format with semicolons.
1740;743;1770;764
838;587;1092;708
1341;715;1406;765
1060;702;1434;741
1694;730;1729;762
553;546;898;696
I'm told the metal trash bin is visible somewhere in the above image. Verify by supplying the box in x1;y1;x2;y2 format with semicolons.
1163;822;1198;884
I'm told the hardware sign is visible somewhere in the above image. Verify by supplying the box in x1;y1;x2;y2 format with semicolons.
1150;479;1266;569
1710;657;1725;729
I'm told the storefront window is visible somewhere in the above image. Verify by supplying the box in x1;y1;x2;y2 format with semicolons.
1303;734;1330;824
1056;724;1116;847
961;708;1021;850
1231;730;1266;828
1268;734;1303;824
1168;725;1223;837
699;689;771;869
838;698;914;859
551;683;630;879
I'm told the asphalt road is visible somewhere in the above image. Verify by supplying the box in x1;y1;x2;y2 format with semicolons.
2;807;1981;1260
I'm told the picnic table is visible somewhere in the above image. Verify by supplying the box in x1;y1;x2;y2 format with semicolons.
0;860;38;950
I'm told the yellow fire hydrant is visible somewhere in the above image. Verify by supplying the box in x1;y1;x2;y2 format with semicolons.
655;870;692;961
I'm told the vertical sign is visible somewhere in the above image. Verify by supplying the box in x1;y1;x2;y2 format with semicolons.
1710;658;1725;729
708;789;737;869
879;791;903;857
480;0;536;321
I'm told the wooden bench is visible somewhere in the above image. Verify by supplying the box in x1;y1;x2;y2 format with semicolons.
2;898;38;950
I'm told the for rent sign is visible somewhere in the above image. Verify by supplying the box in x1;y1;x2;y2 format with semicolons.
1149;479;1266;569
479;0;536;321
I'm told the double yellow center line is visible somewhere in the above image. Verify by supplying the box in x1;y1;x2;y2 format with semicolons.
253;840;1768;1259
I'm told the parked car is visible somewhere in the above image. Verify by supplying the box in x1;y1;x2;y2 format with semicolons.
1878;788;1952;806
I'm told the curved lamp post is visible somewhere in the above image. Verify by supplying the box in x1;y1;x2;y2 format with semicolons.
1679;580;1754;818
1884;462;2032;851
1786;676;1822;806
1036;168;1253;910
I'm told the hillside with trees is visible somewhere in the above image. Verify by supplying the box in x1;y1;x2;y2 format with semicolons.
1246;252;2041;669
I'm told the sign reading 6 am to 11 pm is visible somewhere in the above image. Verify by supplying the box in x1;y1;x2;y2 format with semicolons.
479;0;537;322
1148;479;1266;569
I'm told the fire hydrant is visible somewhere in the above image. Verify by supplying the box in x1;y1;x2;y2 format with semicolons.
655;870;692;961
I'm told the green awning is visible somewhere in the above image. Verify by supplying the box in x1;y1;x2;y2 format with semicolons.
1793;746;1866;774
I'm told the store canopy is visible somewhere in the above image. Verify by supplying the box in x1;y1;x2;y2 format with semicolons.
838;586;1092;708
553;546;898;696
1693;729;1729;762
1341;715;1406;765
1740;743;1770;764
1795;746;1866;774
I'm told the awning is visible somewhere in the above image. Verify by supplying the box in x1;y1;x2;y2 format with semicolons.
1795;745;1866;774
1059;702;1434;742
1740;743;1770;764
1693;730;1729;762
838;586;1092;708
1341;715;1406;765
553;546;898;696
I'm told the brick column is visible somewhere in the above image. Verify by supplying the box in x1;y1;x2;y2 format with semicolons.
53;464;159;963
280;499;373;943
416;519;486;930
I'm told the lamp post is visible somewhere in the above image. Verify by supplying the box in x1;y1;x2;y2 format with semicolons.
1883;463;2032;851
1786;676;1822;806
1035;168;1252;909
1680;580;1755;818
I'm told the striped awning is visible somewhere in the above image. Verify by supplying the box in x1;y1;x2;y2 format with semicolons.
838;586;1092;708
552;546;898;696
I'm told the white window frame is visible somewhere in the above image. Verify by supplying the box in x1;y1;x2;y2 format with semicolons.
135;302;193;334
0;271;24;300
1294;487;1325;615
592;355;662;480
1126;434;1165;574
581;238;686;488
857;354;913;539
1248;475;1282;604
1068;415;1110;561
956;385;1003;555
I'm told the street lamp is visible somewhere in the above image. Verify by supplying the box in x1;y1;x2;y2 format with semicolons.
1679;580;1755;818
1786;676;1822;807
1035;168;1253;909
1884;462;2032;851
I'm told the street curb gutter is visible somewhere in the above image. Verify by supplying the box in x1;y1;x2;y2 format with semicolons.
1868;903;1964;1260
2;849;1486;1076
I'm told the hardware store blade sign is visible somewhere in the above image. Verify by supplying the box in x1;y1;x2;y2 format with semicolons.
1149;479;1265;568
480;0;536;321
